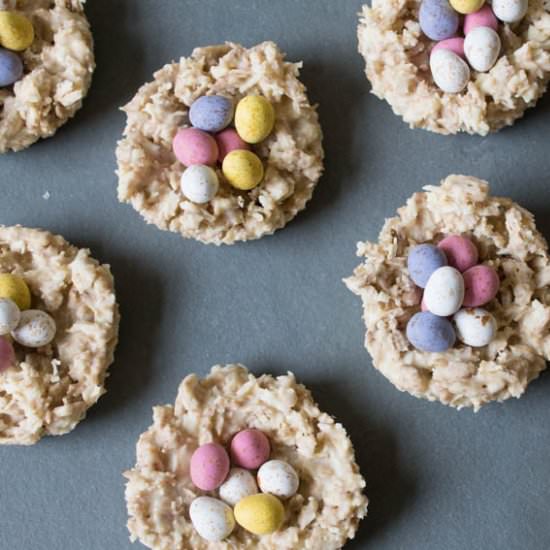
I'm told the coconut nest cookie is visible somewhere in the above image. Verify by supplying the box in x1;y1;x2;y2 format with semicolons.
345;176;550;410
116;42;324;245
125;365;367;549
358;0;550;135
0;0;94;153
0;226;119;444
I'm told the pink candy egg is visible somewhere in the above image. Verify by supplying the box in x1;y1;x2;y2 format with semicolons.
464;5;499;34
438;235;479;272
462;265;500;307
0;336;14;373
215;128;249;162
172;128;219;167
230;429;270;470
190;443;230;491
432;37;466;59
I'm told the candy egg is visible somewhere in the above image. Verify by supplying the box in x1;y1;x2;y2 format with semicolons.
0;47;22;87
432;37;466;59
189;497;235;542
12;310;56;348
234;494;285;535
257;460;299;499
492;0;528;23
219;468;258;507
453;308;497;347
0;274;31;310
0;336;15;373
215;128;249;163
449;0;485;14
430;49;471;93
172;128;218;167
464;26;501;72
424;266;465;317
406;311;456;352
464;5;499;34
230;428;270;470
0;298;20;335
180;165;219;204
0;11;34;51
222;150;264;191
189;95;234;133
407;244;448;288
190;443;230;491
234;96;275;144
462;265;500;307
419;0;460;41
438;235;479;272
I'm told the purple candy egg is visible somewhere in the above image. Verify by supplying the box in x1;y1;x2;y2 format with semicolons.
420;0;461;41
407;244;448;288
0;48;23;87
406;311;456;352
190;95;234;133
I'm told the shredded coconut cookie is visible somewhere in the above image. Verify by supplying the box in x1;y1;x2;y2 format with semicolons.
358;0;550;135
0;0;94;153
0;226;119;444
125;365;367;549
345;176;550;410
116;42;324;245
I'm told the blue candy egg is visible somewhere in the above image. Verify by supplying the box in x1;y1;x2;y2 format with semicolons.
419;0;460;41
407;244;448;288
406;312;456;352
0;48;23;87
190;95;234;133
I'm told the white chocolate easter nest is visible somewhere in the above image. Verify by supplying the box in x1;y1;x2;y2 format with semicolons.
116;42;324;245
0;0;94;153
358;0;550;135
0;226;119;445
345;176;550;410
124;365;368;549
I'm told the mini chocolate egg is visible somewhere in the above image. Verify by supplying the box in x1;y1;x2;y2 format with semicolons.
222;150;264;191
430;49;471;93
0;336;15;372
234;96;275;144
12;310;56;348
234;494;285;536
230;429;270;470
464;26;501;72
0;298;20;335
406;311;456;352
190;443;230;491
219;468;258;507
424;266;465;317
180;165;219;204
0;273;30;310
453;308;497;347
419;0;460;41
407;244;448;288
172;128;218;167
438;235;479;272
257;460;299;499
462;265;500;307
492;0;528;23
449;0;485;15
189;95;234;133
464;5;499;34
215;128;249;163
0;11;34;51
0;47;22;87
432;37;466;59
189;496;235;542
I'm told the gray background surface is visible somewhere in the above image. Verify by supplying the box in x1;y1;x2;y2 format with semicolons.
1;1;550;549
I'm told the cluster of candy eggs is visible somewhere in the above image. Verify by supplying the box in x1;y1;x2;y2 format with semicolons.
406;235;500;352
173;93;275;204
421;0;529;93
0;10;34;87
189;428;300;542
0;274;57;372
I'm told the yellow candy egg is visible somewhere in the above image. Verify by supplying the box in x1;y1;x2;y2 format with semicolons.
235;96;275;144
0;11;34;51
222;150;264;191
0;274;31;310
234;494;285;535
449;0;485;14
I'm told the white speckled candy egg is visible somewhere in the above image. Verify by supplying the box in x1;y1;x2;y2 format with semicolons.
189;496;235;542
11;309;56;348
424;266;465;317
219;468;258;507
430;49;471;93
464;26;501;72
492;0;528;23
257;460;299;499
0;298;20;335
180;165;219;204
453;308;497;347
